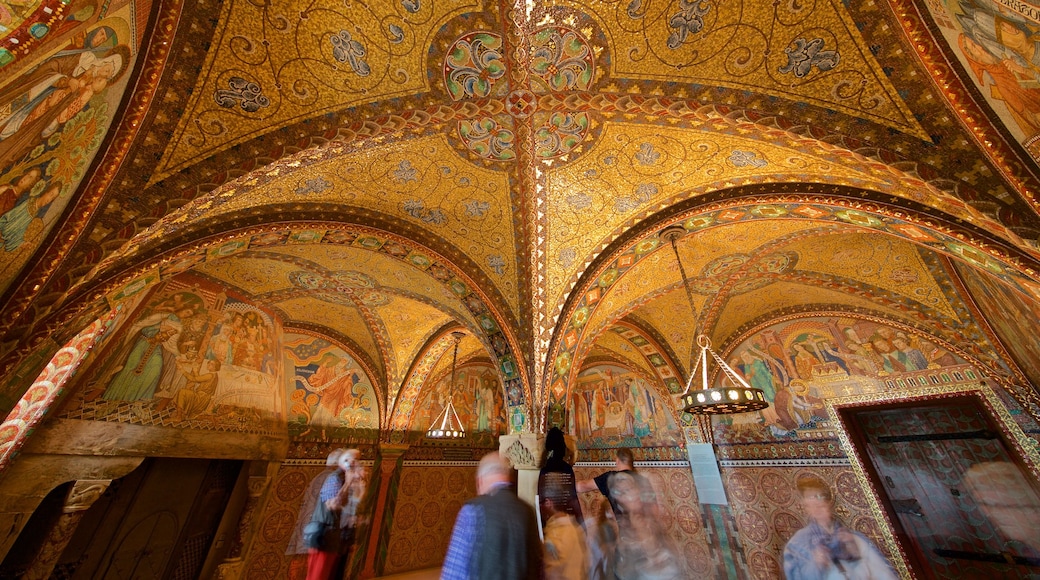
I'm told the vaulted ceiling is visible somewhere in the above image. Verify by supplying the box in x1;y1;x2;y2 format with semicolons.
2;0;1040;430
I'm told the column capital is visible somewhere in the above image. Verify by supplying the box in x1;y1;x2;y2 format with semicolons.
499;433;543;471
63;479;111;513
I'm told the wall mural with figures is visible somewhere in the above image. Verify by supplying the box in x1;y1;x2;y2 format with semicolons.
926;0;1040;159
415;362;506;436
568;364;683;449
283;332;378;438
716;317;981;443
59;274;285;431
0;0;146;294
956;262;1040;393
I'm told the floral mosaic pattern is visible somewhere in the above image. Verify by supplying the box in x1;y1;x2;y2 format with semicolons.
444;31;506;101
458;116;515;161
535;112;589;159
529;26;595;92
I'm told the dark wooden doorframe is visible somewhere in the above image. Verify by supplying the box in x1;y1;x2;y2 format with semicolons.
836;391;1040;580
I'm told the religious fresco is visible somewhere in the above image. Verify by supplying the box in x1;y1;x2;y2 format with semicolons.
715;317;977;443
956;262;1040;391
928;0;1040;155
415;362;506;436
568;364;682;449
0;0;145;295
59;275;285;431
283;332;377;438
0;0;126;72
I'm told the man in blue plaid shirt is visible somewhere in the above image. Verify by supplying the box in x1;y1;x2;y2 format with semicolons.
442;452;541;580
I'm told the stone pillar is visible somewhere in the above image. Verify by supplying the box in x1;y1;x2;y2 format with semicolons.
22;479;111;580
359;443;408;579
498;433;543;507
215;461;279;580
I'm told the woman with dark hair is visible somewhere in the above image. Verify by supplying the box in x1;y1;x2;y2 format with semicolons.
538;426;583;528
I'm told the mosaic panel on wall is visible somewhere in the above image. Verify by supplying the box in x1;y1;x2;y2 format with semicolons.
715;316;980;444
244;464;331;579
0;0;148;295
721;465;895;580
59;274;285;432
956;261;1040;393
283;332;378;439
927;0;1040;158
414;362;507;436
568;364;682;450
382;464;476;575
574;465;713;578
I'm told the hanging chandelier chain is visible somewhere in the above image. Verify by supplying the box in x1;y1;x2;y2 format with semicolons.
449;333;461;399
668;232;700;334
427;331;468;439
658;225;769;416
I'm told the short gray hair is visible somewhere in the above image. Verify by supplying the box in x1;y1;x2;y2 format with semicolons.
477;452;510;480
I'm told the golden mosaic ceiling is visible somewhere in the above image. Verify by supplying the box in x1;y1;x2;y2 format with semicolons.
3;0;1040;431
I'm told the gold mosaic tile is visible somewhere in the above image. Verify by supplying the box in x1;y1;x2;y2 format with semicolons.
193;134;520;316
374;298;452;392
277;296;381;367
561;0;926;138
788;233;959;320
154;0;480;179
544;121;891;317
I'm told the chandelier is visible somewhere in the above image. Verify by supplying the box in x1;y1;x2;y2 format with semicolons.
427;331;467;439
659;225;769;415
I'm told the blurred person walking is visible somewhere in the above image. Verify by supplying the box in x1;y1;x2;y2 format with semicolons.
304;448;367;580
538;426;583;527
783;475;895;580
576;447;635;518
584;496;617;580
542;483;589;580
607;471;681;580
442;452;542;580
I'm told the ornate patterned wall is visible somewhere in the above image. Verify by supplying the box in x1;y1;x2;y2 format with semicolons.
574;465;714;578
381;463;476;575
242;463;326;579
721;464;893;580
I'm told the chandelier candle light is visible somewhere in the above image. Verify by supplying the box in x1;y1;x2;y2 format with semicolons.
427;331;467;439
659;225;770;415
